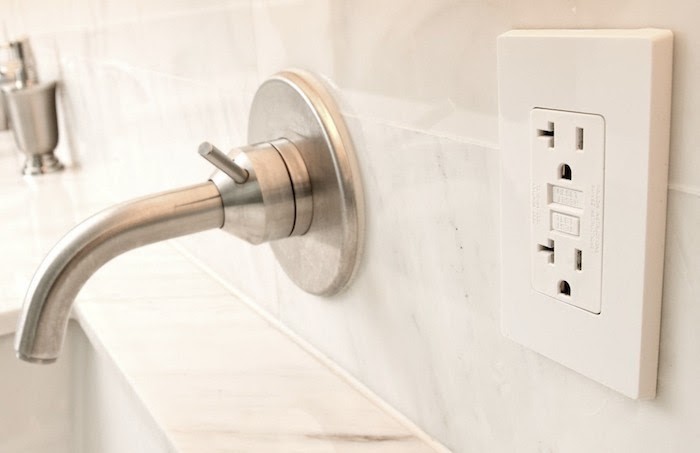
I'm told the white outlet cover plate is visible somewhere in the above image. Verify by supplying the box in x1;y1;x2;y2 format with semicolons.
498;29;673;399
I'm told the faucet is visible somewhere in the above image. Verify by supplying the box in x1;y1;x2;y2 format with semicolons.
15;70;364;363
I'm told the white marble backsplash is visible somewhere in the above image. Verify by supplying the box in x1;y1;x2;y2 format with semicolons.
2;1;700;452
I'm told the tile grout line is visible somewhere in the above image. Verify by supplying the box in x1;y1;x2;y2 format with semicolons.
668;183;700;198
342;111;500;151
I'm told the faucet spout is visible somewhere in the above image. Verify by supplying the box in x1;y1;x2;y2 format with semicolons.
15;70;366;365
15;182;224;363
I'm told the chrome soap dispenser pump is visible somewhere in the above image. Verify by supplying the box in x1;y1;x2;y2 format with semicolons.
15;70;364;364
0;37;64;175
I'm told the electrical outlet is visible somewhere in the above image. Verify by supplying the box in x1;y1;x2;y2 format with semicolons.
531;109;604;314
498;29;673;399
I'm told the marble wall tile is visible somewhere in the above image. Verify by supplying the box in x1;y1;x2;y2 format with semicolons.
54;56;254;188
248;0;700;190
80;4;257;88
2;1;700;452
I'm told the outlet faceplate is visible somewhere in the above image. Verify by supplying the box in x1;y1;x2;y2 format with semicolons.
531;109;605;314
498;29;673;399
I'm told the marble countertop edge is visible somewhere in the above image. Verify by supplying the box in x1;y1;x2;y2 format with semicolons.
172;243;452;453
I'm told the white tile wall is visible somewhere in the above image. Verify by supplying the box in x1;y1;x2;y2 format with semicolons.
2;1;700;451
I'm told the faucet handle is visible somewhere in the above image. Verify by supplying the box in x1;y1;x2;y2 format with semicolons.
198;141;249;184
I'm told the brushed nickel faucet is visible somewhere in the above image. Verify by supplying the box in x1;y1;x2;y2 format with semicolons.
15;70;364;363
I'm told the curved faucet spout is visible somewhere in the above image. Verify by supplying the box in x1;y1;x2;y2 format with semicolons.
14;71;365;365
15;182;224;363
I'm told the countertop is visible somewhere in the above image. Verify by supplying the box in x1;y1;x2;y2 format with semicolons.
0;147;445;452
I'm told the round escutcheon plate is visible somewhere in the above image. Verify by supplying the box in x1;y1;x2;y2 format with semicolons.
247;70;364;296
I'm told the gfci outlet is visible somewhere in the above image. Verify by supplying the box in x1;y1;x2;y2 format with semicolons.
498;29;673;399
531;109;605;315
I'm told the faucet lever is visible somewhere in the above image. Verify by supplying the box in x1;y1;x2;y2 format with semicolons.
198;141;249;183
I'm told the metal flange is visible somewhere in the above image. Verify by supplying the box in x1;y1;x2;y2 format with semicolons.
248;70;364;296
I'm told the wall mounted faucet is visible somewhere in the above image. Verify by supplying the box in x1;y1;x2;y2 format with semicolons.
15;70;364;363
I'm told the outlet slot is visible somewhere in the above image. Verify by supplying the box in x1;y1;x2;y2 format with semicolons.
537;122;555;148
559;280;571;297
576;127;584;151
538;240;555;264
576;249;582;271
560;163;572;180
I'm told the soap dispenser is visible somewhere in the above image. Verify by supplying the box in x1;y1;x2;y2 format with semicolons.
0;38;63;175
